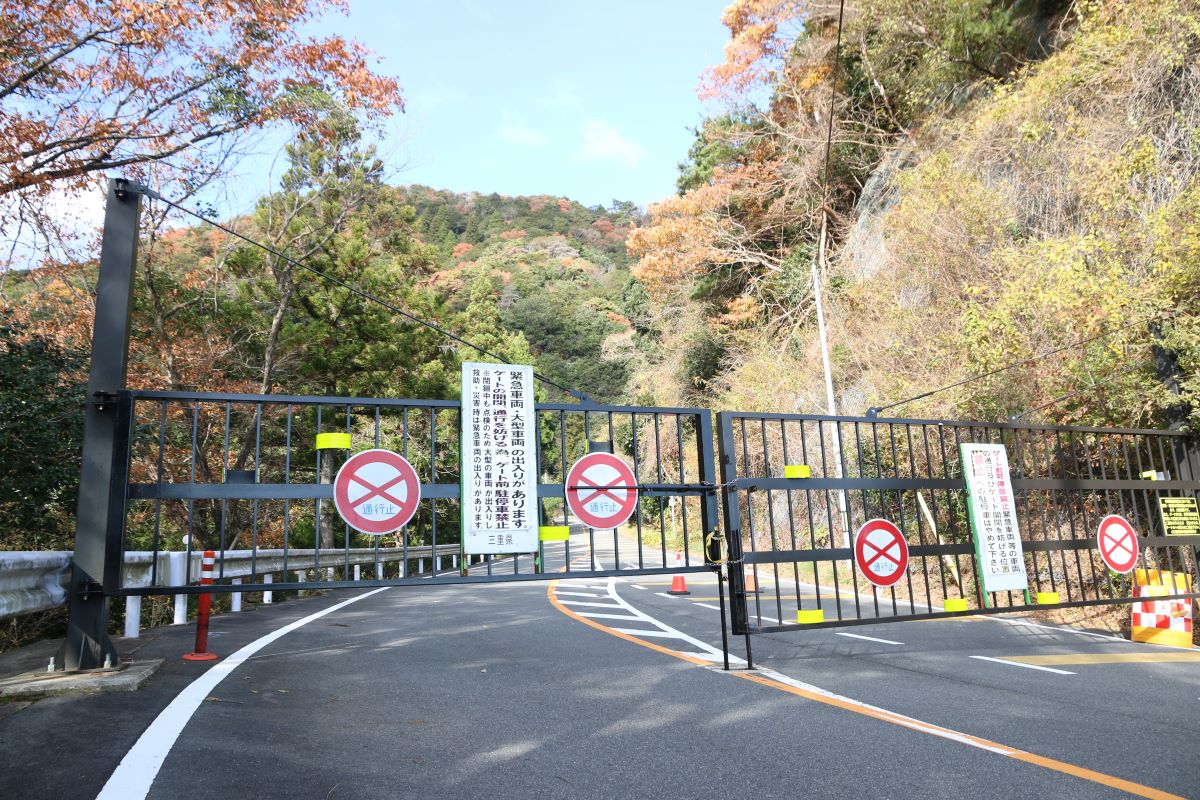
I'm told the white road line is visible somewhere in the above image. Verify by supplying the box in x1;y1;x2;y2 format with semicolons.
601;580;746;665
555;591;608;598
631;585;648;590
977;616;1130;643
835;632;904;646
969;655;1076;675
791;580;1132;643
558;600;624;609
578;613;644;621
748;666;1013;756
592;582;1020;759
613;628;685;638
95;588;389;800
693;603;721;610
655;592;680;600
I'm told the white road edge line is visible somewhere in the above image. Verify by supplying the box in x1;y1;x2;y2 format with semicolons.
601;579;746;665
693;603;722;610
95;587;390;800
750;666;1014;756
613;628;684;638
600;581;1016;758
558;600;624;609
969;655;1076;675
835;632;904;646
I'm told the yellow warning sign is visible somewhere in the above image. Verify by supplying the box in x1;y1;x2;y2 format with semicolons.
1159;497;1200;536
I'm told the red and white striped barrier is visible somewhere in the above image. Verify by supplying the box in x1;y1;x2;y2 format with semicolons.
182;550;219;661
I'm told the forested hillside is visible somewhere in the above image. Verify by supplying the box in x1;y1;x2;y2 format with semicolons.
629;1;1200;429
3;0;1199;558
2;143;646;551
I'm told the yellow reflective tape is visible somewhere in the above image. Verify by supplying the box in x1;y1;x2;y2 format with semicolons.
1036;592;1060;605
539;526;570;541
783;464;812;479
315;432;352;450
943;598;969;612
796;608;824;624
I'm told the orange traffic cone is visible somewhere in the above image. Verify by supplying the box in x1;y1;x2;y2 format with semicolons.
744;566;760;594
669;551;690;595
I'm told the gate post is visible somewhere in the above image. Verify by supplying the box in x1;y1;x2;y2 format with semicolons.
716;413;751;657
58;178;143;670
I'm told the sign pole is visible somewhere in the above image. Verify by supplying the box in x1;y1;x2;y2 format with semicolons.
60;178;143;670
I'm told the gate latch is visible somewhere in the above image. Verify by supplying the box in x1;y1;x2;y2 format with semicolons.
92;390;119;411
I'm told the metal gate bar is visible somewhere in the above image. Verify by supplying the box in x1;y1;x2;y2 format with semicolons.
114;390;718;596
718;411;1200;635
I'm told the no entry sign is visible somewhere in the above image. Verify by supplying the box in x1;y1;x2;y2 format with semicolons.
333;449;420;535
565;452;638;529
854;519;909;588
1097;514;1139;574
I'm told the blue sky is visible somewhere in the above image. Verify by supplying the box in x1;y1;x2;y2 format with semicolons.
293;0;730;208
19;2;729;267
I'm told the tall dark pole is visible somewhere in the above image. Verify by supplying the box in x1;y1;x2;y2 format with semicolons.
58;178;142;670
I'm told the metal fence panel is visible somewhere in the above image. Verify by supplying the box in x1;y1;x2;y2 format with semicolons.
717;411;1200;634
113;390;719;595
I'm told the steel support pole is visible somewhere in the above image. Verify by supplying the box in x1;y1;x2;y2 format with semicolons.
716;412;751;666
58;178;142;670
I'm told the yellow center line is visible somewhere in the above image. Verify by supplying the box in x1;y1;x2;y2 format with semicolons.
1001;652;1200;666
546;579;1185;800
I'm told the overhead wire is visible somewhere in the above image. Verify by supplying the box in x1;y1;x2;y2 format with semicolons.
142;188;594;403
1007;363;1147;421
868;317;1156;417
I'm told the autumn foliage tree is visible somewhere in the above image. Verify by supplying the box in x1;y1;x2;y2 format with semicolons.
0;0;402;232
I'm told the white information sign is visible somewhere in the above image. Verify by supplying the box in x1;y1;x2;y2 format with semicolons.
960;443;1029;594
461;362;538;554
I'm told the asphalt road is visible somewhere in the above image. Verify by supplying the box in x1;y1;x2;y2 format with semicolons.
1;536;1198;800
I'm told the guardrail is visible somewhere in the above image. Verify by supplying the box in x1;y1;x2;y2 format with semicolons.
1;545;464;638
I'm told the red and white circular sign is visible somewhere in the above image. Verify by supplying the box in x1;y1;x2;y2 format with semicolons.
333;449;420;535
854;519;909;588
565;452;638;529
1097;514;1139;574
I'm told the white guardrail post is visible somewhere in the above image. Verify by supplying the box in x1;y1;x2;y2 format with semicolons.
170;551;187;625
231;577;242;612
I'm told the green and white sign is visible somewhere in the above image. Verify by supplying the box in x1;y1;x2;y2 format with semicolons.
461;362;538;554
961;443;1029;595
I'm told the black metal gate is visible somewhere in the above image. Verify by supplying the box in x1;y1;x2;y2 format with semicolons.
61;178;721;668
717;410;1200;639
113;389;718;596
60;177;1200;670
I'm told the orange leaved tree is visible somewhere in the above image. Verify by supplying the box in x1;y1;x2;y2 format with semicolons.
0;0;402;203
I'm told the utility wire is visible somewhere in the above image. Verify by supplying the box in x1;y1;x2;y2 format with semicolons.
1008;363;1146;421
144;188;594;403
820;0;847;196
867;317;1155;417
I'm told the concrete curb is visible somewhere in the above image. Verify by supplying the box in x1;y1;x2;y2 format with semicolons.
0;659;163;699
